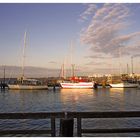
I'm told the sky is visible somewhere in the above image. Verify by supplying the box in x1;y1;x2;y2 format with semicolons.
0;3;140;77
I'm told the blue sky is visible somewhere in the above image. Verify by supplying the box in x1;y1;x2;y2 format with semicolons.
0;3;140;77
0;4;86;68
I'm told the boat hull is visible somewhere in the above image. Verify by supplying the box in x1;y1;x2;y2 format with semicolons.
109;83;138;88
8;84;48;90
60;82;94;89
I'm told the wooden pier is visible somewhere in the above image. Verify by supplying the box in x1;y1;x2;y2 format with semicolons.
0;111;140;137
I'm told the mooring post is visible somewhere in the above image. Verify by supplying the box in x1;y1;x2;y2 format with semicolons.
0;81;2;90
53;84;56;92
0;81;5;90
94;82;98;89
59;112;74;137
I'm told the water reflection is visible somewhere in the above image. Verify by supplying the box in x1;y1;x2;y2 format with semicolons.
60;88;93;94
60;89;95;111
110;88;124;93
109;88;124;99
0;88;140;113
60;89;94;103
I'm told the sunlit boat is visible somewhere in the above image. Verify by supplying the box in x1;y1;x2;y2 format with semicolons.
60;82;94;89
109;82;138;88
60;77;94;89
8;77;48;90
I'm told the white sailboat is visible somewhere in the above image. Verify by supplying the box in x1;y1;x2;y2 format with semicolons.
8;31;48;90
109;82;138;88
109;52;138;88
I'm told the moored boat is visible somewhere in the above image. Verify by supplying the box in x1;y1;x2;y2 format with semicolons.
59;42;94;89
8;77;48;90
60;76;94;89
8;31;48;90
109;82;138;88
60;82;94;89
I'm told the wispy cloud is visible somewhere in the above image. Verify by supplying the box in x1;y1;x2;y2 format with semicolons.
93;67;119;74
79;4;97;22
132;54;140;58
85;61;111;66
85;54;113;59
80;4;140;58
48;61;57;64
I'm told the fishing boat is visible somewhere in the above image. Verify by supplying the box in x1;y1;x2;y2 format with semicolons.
8;31;48;90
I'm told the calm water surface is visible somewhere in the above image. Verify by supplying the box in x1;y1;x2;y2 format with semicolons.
0;88;140;136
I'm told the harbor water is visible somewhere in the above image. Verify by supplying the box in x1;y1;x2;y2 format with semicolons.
0;88;140;136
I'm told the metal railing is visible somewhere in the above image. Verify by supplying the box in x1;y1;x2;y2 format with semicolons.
0;111;140;136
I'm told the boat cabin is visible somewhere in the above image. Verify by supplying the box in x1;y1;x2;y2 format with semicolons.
15;77;42;85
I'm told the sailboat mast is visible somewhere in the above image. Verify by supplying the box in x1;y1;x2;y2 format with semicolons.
72;64;75;77
127;63;129;75
70;40;75;77
131;56;133;74
61;63;64;78
3;65;5;84
119;48;122;75
21;31;27;78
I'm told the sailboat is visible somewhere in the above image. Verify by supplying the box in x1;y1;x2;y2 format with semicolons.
60;66;94;89
109;82;138;88
60;57;94;89
109;53;138;88
8;31;48;90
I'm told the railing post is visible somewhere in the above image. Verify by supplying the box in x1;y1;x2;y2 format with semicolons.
77;117;82;137
51;117;56;137
59;112;74;137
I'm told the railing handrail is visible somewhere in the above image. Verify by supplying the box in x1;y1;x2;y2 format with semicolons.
0;111;140;119
0;112;65;119
67;111;140;118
